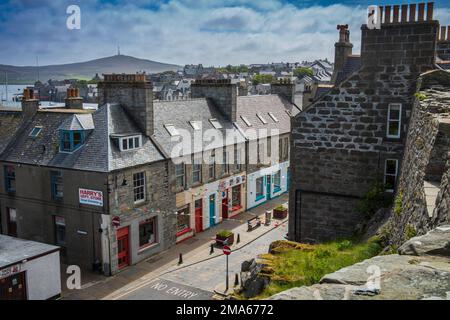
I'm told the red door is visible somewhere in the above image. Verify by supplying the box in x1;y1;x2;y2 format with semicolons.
195;199;203;233
222;190;229;219
117;227;129;270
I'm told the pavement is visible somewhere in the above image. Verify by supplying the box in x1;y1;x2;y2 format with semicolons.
62;194;288;300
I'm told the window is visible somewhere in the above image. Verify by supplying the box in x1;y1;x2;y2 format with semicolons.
241;116;252;127
209;150;216;180
54;216;66;246
6;208;17;237
223;149;230;174
209;118;223;129
232;185;242;211
274;171;281;192
189;121;202;130
60;130;85;152
4;165;15;193
234;145;242;171
175;163;185;188
29;126;42;138
257;113;267;124
133;172;146;203
256;176;264;200
120;135;142;151
177;206;190;233
192;157;202;184
387;104;402;138
268;112;279;122
139;218;157;248
164;124;179;137
51;171;63;200
384;159;398;192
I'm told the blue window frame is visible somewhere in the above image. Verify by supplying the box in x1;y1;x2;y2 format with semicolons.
273;171;281;193
51;171;63;200
60;130;85;152
4;165;16;193
255;176;265;201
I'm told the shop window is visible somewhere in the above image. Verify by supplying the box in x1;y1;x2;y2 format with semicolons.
4;165;16;193
133;172;146;203
54;216;66;246
387;104;402;138
51;171;63;200
384;159;398;192
232;185;242;211
6;207;17;237
177;206;191;234
175;163;186;189
139;218;157;248
274;171;281;192
256;176;264;200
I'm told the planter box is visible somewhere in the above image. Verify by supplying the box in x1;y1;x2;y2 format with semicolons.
273;208;288;219
216;234;234;246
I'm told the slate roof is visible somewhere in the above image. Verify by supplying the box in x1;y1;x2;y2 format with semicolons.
0;110;23;155
334;55;362;85
152;98;246;157
235;95;300;140
0;104;164;172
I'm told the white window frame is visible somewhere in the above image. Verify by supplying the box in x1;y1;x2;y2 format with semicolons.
119;135;142;151
386;103;402;139
175;162;186;188
29;126;43;138
384;159;398;193
209;118;223;129
133;171;146;204
189;121;202;130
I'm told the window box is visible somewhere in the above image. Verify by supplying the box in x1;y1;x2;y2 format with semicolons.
273;205;288;219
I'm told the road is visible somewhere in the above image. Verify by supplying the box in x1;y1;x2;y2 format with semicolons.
119;220;288;300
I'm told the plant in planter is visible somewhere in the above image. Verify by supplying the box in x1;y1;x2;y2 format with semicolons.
273;205;288;219
216;230;235;246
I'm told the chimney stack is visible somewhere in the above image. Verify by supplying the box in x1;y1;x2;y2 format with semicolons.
332;24;353;83
271;78;295;104
21;88;39;119
98;73;154;136
65;88;83;109
191;79;237;121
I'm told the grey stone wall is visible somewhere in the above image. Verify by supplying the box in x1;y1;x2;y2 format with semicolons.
289;20;439;243
387;71;450;247
108;160;176;274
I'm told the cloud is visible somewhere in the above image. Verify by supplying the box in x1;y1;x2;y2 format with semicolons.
0;0;449;67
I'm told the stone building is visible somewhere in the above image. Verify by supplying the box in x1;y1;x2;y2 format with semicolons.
289;2;440;242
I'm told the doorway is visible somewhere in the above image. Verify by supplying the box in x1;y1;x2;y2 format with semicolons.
209;194;216;228
0;272;27;300
195;199;203;233
266;175;272;201
222;190;229;219
117;227;129;270
6;207;17;237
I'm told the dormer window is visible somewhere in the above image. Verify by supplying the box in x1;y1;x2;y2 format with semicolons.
120;135;142;151
60;130;85;152
268;112;279;122
165;124;179;136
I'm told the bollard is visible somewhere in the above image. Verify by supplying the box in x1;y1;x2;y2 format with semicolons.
178;253;183;265
210;243;214;255
237;234;240;244
234;273;239;286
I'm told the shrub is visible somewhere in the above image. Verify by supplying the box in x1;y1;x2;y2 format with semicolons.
405;224;417;240
336;240;353;251
217;230;233;238
415;92;427;101
357;181;393;218
394;192;403;217
274;205;287;211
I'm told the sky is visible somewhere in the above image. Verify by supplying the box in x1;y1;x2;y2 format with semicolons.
0;0;449;66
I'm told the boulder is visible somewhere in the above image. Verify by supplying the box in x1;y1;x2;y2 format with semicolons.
240;258;267;298
398;225;450;257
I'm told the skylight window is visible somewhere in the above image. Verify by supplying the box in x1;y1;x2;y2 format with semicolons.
268;112;279;122
164;124;180;136
209;118;223;129
241;116;252;127
190;121;202;130
29;126;43;138
257;113;267;124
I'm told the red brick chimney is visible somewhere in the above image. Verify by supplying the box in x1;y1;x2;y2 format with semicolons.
65;88;83;109
21;88;39;119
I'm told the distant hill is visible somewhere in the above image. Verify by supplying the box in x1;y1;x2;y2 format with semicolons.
0;55;182;84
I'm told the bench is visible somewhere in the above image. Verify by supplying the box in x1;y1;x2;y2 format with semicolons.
247;216;261;232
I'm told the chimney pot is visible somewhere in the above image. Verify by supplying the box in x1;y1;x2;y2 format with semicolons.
448;26;450;41
426;2;434;21
385;6;392;24
409;4;416;22
401;5;408;22
393;5;400;23
418;3;425;22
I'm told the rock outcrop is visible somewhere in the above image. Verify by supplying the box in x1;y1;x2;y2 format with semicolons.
269;226;450;300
